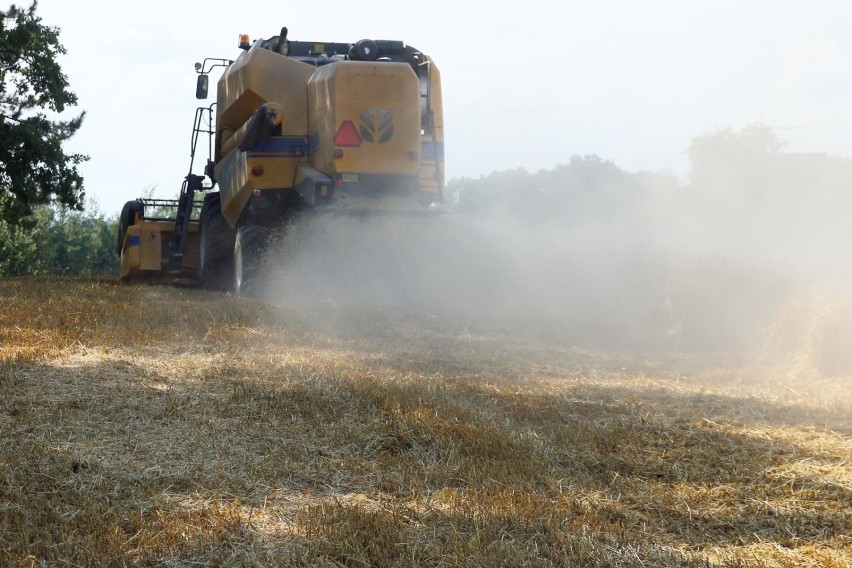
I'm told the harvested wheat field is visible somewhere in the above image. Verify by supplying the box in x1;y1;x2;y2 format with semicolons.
1;276;849;567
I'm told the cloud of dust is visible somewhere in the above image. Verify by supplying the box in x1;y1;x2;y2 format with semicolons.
258;142;852;377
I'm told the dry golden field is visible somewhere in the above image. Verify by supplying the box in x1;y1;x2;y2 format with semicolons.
0;276;849;567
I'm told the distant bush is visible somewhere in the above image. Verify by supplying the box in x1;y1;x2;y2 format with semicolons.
0;205;117;276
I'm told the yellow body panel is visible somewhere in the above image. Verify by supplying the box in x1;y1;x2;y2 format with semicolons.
215;47;313;160
308;61;421;177
216;142;306;227
214;45;316;226
213;148;251;227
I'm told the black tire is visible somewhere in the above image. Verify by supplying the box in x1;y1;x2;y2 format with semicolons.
197;192;235;290
117;200;144;255
349;39;379;61
234;225;268;298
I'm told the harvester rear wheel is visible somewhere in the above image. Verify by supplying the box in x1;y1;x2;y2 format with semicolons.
197;192;235;290
234;225;268;298
117;200;143;255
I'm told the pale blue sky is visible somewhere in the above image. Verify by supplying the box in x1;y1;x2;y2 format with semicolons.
38;0;852;215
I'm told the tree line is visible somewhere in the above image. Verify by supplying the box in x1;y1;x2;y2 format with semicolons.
0;206;116;276
449;124;852;269
3;126;849;277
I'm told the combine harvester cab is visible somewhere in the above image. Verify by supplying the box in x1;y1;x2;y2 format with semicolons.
117;27;445;295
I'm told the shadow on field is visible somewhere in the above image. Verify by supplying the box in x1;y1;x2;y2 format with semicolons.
292;497;714;567
2;351;848;563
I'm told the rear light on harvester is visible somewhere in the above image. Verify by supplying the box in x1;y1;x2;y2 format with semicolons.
333;120;362;147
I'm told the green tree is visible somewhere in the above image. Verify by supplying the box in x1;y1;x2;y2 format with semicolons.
687;122;785;198
686;123;852;262
0;1;87;224
0;204;117;276
41;207;117;275
450;155;661;225
0;210;41;274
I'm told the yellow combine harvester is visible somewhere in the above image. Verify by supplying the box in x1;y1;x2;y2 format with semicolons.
117;27;444;295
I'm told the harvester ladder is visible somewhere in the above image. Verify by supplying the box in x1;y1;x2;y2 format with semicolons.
163;104;217;277
420;60;443;198
164;174;205;275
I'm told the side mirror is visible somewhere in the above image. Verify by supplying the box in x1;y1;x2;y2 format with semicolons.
195;75;209;100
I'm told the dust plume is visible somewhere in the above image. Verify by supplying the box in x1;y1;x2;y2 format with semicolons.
258;126;852;377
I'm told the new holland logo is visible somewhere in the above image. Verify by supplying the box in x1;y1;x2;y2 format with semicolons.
358;107;394;144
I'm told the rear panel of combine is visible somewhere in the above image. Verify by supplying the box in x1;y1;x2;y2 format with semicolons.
308;61;424;210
